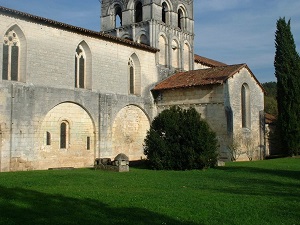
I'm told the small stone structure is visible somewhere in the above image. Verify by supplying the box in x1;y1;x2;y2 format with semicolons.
94;153;129;172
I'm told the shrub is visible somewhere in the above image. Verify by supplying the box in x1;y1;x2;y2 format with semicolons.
144;106;218;170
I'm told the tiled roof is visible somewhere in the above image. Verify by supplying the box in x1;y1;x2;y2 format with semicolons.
265;113;277;124
194;54;227;67
0;6;158;53
153;64;251;91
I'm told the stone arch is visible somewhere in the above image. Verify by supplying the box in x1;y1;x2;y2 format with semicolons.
37;102;96;170
158;33;168;66
183;41;191;71
2;24;27;82
111;105;150;160
128;53;141;95
106;1;125;28
75;40;92;89
136;30;148;45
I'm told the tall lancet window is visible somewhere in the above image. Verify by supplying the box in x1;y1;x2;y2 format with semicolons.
135;1;143;23
128;58;135;94
75;45;86;88
2;30;20;81
241;83;251;128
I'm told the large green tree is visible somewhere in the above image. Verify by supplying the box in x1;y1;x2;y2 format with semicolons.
274;18;300;155
144;106;218;170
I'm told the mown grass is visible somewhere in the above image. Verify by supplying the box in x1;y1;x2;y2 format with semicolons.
0;158;299;225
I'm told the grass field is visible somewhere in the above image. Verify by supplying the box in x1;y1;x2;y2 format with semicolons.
0;158;299;225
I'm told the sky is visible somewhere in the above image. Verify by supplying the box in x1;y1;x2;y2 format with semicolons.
0;0;299;83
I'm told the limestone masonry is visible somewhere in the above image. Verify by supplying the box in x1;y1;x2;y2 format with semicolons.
0;0;265;172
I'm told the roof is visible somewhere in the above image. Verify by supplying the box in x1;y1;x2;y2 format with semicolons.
153;64;248;91
0;6;158;53
194;54;227;67
265;113;277;124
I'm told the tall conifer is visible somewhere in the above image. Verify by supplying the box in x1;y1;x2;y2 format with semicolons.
274;18;300;155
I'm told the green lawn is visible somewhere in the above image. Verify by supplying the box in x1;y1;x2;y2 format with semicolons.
0;158;299;225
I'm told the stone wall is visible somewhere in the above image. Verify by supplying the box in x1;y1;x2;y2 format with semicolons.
0;13;158;171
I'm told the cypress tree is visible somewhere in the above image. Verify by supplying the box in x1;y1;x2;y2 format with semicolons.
274;18;300;155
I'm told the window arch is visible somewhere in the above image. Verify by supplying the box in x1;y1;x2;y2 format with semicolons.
2;25;26;82
177;7;186;30
75;44;86;88
158;34;168;66
135;1;143;23
183;42;191;71
60;121;69;149
75;42;92;89
171;39;180;69
3;29;20;81
128;54;141;95
241;83;251;128
115;5;122;28
128;58;135;94
162;2;170;24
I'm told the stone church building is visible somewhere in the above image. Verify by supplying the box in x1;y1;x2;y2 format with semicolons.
0;0;264;172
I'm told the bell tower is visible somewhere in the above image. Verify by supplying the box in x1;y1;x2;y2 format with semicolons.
101;0;195;76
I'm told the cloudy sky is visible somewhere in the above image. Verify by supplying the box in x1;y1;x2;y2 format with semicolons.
1;0;299;83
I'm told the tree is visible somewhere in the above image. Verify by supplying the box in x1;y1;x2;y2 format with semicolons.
144;106;218;170
274;17;300;155
262;82;278;117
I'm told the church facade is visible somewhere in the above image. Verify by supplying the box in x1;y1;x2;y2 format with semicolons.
0;0;264;172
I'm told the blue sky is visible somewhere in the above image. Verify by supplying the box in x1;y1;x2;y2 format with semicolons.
1;0;299;83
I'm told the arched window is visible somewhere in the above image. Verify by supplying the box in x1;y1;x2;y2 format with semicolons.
75;44;86;88
60;121;69;149
241;84;251;128
46;132;51;146
115;6;122;28
135;1;143;23
2;29;20;81
128;58;135;94
178;8;185;29
162;2;168;24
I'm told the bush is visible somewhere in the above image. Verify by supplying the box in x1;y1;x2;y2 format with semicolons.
144;106;218;170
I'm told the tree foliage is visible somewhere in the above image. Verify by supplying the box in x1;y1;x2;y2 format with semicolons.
274;17;300;155
144;106;218;170
262;82;278;117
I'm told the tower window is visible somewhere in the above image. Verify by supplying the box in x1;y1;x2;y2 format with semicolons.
2;30;20;81
75;45;85;88
162;3;168;24
178;9;185;29
135;2;143;23
115;6;122;28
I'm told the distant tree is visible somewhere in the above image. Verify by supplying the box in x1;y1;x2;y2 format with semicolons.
144;106;218;170
262;82;278;117
274;17;300;155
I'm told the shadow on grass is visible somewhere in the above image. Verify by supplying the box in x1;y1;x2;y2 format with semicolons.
212;166;300;200
0;185;201;225
215;165;300;181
